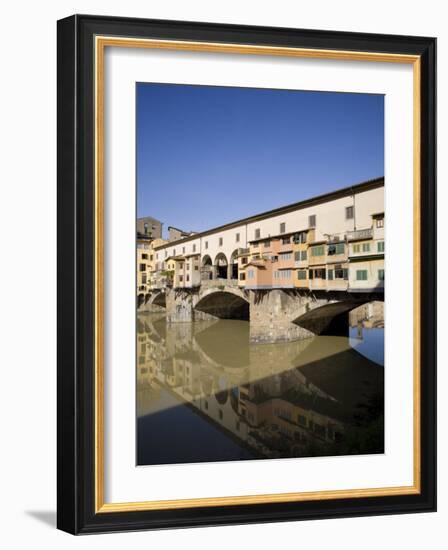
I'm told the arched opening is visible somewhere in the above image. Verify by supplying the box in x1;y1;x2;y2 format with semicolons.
152;291;166;308
137;293;145;309
292;299;384;338
195;291;249;320
214;376;229;405
201;254;213;281
229;249;239;280
144;293;151;304
214;253;228;279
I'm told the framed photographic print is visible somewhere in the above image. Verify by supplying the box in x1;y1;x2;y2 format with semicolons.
57;15;436;534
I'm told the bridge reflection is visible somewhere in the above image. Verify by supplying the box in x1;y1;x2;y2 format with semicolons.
137;313;384;465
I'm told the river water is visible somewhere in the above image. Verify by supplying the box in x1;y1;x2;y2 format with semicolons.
137;313;384;466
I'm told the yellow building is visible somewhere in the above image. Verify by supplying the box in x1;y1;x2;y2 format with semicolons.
293;229;313;289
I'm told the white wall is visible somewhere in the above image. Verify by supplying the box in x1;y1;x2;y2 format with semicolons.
0;1;445;549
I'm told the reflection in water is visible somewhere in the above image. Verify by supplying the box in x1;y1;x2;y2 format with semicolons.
137;313;384;466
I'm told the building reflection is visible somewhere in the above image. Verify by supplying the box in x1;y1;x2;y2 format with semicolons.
137;313;384;465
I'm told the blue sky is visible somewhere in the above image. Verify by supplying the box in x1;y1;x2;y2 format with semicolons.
137;83;384;236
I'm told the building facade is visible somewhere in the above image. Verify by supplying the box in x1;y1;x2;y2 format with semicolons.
139;177;385;296
137;216;163;240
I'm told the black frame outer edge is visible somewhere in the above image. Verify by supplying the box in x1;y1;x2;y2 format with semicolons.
57;14;437;535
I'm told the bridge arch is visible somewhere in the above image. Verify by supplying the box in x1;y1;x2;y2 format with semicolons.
195;289;249;320
137;293;145;309
151;291;167;308
292;298;383;337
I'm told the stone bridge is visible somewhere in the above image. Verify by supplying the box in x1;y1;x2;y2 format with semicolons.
140;280;383;343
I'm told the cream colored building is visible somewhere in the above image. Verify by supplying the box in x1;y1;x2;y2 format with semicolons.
147;177;385;294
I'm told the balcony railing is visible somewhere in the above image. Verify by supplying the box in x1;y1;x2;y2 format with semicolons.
346;228;373;241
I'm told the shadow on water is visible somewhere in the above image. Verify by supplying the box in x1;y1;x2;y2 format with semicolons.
136;312;384;466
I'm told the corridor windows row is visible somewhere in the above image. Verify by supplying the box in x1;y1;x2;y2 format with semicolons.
311;245;325;257
274;270;292;279
295;250;307;261
278;252;292;261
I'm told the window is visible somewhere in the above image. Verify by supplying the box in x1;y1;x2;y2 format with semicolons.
293;231;307;244
353;244;360;253
281;236;291;245
255;228;260;239
248;270;254;279
142;253;148;260
297;414;307;427
335;267;348;280
376;217;384;228
186;263;190;270
182;247;185;254
205;241;208;249
186;275;190;282
193;244;196;252
236;232;240;242
144;222;148;234
311;245;325;256
356;270;368;281
239;273;246;281
328;243;345;255
279;252;292;261
297;270;307;280
378;269;385;281
142;274;147;284
362;243;370;252
346;206;354;219
194;266;199;271
311;268;326;279
309;214;316;228
149;254;153;261
139;264;146;272
242;257;248;265
219;237;223;246
264;240;270;248
327;269;334;280
179;275;183;282
280;222;286;234
377;241;385;253
301;250;307;261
